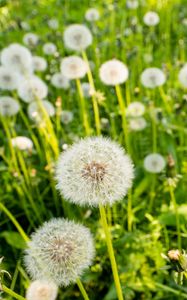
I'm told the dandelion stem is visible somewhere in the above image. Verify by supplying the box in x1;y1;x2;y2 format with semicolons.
169;185;181;250
99;204;124;300
2;285;26;300
0;203;29;243
82;50;101;135
76;278;90;300
155;282;187;299
76;79;91;135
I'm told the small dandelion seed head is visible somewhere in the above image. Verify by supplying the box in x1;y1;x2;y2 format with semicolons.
143;11;160;26
48;18;59;30
141;68;166;88
129;117;147;131
55;136;134;207
126;0;139;9
43;43;57;55
64;24;92;51
85;8;100;22
0;66;21;90
23;33;39;47
126;102;145;117
18;76;48;103
60;110;74;124
144;153;166;173
60;56;87;80
178;64;187;88
26;280;58;300
11;136;33;151
28;100;55;123
99;59;129;86
32;56;47;72
0;96;20;116
24;218;95;287
51;73;70;89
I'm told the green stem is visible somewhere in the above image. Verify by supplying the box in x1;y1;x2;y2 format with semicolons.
0;203;29;243
155;282;187;299
76;278;90;300
127;189;133;232
99;204;124;300
169;186;181;250
2;285;26;300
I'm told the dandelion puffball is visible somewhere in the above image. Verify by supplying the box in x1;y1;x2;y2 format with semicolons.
144;153;166;173
28;100;55;122
129;117;147;131
0;66;21;90
24;218;94;287
18;76;48;102
48;18;59;30
0;96;20;116
141;68;166;88
51;73;70;89
99;59;129;86
63;24;92;51
143;11;160;26
126;102;145;117
26;280;58;300
23;33;39;47
85;8;100;21
60;56;88;80
56;136;134;207
178;64;187;88
61;110;74;124
1;43;33;74
126;0;139;9
43;43;57;55
11;136;33;151
32;56;47;72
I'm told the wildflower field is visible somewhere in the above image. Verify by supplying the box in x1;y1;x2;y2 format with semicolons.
0;0;187;299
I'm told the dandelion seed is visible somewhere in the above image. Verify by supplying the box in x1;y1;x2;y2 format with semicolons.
32;56;47;72
141;68;166;88
0;96;20;116
0;66;21;90
56;136;134;206
99;59;129;86
24;218;94;287
11;136;33;151
85;8;100;22
64;24;92;51
144;153;166;173
51;73;70;89
143;11;160;26
43;43;57;55
1;43;33;74
26;280;58;300
18;76;48;103
60;56;87;80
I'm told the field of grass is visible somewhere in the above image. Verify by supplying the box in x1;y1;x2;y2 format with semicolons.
0;0;187;299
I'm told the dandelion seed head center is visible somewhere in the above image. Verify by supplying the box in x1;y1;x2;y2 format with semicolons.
46;237;74;263
73;34;82;44
12;54;21;63
82;161;107;181
3;75;11;82
38;287;48;297
69;63;78;71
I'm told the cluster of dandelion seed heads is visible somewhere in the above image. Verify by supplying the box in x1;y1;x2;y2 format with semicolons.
24;218;94;287
56;137;134;207
26;280;58;300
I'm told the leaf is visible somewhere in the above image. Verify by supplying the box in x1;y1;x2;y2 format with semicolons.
0;231;26;249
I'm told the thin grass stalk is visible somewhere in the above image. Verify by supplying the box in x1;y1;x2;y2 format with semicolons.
76;278;90;300
2;285;26;300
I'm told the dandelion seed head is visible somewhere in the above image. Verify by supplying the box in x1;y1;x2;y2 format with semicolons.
48;19;59;30
28;100;55;123
143;11;160;26
55;136;134;207
178;64;187;88
144;153;166;173
26;280;58;300
61;110;74;124
141;68;166;88
23;33;39;47
99;59;129;86
0;96;20;116
126;102;145;117
51;73;70;89
126;0;139;9
85;8;100;22
81;82;92;98
129;117;147;131
11;136;33;151
24;218;94;287
64;24;92;51
18;76;48;103
0;66;21;90
32;56;47;72
60;56;87;80
43;43;57;55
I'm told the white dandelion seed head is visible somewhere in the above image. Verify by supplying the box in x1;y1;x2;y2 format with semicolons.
61;110;74;124
178;64;187;88
28;100;55;123
32;56;47;72
126;102;145;117
0;66;21;90
143;11;160;26
141;67;166;88
21;21;30;31
60;56;88;80
23;33;39;47
11;136;33;151
26;280;58;300
18;76;48;103
81;82;92;98
43;43;57;55
24;218;95;287
51;73;70;89
55;136;134;207
85;8;100;22
129;117;147;131
0;96;20;116
99;59;129;86
1;43;33;74
64;24;92;51
144;153;166;173
126;0;139;9
48;19;59;30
